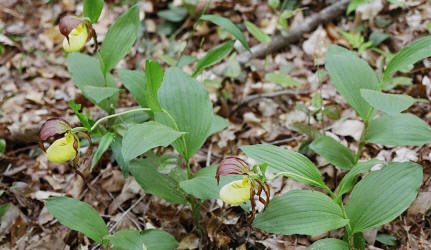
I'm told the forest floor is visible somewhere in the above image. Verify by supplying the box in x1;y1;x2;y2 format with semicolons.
1;0;431;249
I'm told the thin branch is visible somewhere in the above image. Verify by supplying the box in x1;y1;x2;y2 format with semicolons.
109;195;144;233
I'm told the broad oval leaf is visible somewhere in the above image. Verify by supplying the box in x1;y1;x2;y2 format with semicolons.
91;132;114;170
118;69;146;107
245;21;271;44
192;40;235;77
67;52;118;112
155;67;214;160
240;144;325;188
208;115;230;136
108;229;178;250
83;0;104;23
122;121;184;162
253;190;349;235
325;45;379;120
345;162;422;233
179;165;242;200
45;196;108;243
336;159;384;199
100;6;139;73
130;159;187;204
383;36;431;80
145;60;164;112
360;89;416;116
83;86;120;103
200;15;250;51
157;7;187;22
307;238;349;250
366;113;431;146
309;136;355;170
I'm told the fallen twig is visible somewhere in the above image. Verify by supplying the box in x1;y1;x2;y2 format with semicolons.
230;89;309;116
212;0;350;76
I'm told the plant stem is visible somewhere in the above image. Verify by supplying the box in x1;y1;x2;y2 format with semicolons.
339;202;355;248
354;108;374;163
161;109;190;166
90;108;151;131
186;161;192;179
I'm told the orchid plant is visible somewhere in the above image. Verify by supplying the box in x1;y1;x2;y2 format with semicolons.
41;1;431;250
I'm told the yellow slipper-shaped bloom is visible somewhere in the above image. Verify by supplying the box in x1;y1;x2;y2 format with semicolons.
62;23;89;52
219;178;251;205
46;133;79;163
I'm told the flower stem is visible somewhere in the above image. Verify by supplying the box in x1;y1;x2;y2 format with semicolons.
354;108;374;163
161;109;190;167
90;108;151;131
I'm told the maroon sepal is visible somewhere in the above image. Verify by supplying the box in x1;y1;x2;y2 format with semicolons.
216;157;249;184
39;118;71;141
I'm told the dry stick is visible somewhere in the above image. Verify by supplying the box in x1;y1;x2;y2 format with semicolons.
109;195;144;233
212;0;351;76
230;89;309;116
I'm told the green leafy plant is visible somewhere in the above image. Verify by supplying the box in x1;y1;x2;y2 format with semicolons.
215;38;431;250
40;3;244;249
40;1;431;249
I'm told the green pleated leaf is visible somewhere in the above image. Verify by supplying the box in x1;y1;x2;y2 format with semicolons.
155;67;214;160
45;197;108;243
200;15;250;51
245;21;271;44
208;115;230;136
346;162;422;233
366;113;431;146
336;159;384;199
108;229;178;250
307;238;349;250
325;45;379;120
118;69;146;107
240;144;325;188
130;159;187;204
91;132;114;170
192;40;235;77
157;7;187;22
83;0;104;23
145;60;164;112
100;6;139;73
83;86;120;103
253;190;349;235
360;89;416;116
111;135;129;177
179;165;242;200
309;136;355;170
122;121;184;162
67;53;118;112
383;36;431;80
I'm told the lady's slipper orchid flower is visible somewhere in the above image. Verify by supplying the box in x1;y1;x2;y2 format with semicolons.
216;157;271;223
219;177;251;205
59;15;96;52
39;118;87;164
